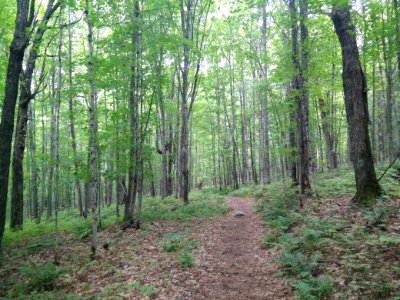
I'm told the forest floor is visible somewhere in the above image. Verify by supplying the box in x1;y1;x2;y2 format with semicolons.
2;165;399;299
0;196;292;299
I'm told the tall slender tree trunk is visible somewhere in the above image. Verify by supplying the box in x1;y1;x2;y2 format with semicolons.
178;0;207;201
40;101;47;217
381;6;394;160
287;0;311;193
394;0;400;146
85;0;98;257
261;1;271;184
239;70;249;184
125;0;140;223
179;0;191;204
331;3;382;205
319;98;337;169
28;105;39;222
157;51;169;199
54;11;63;232
378;64;386;162
47;63;56;220
287;0;299;186
68;6;84;217
395;0;400;81
10;104;29;229
289;0;301;188
250;70;258;184
371;61;377;160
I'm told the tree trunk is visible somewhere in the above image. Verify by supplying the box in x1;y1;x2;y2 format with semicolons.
381;6;395;160
331;3;382;205
261;1;271;184
288;0;311;194
157;51;168;199
179;0;191;204
85;0;98;257
47;62;56;220
250;70;258;184
68;6;84;217
378;64;386;162
125;0;140;223
318;98;337;169
394;0;400;146
0;0;31;249
297;0;311;194
10;0;59;230
239;70;249;184
40;101;47;218
28;105;39;222
10;104;28;229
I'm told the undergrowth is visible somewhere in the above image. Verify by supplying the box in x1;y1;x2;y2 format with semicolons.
161;230;197;268
257;163;400;299
2;188;228;247
0;188;227;298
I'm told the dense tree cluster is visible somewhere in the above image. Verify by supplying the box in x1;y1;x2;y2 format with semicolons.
0;0;398;251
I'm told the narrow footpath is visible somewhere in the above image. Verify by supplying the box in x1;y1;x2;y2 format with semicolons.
189;196;293;299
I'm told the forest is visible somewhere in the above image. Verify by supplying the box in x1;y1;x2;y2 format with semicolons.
0;0;400;298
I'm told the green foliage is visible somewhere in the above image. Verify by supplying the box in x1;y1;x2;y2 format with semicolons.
17;262;66;292
161;230;197;268
142;189;228;222
177;252;195;268
140;283;156;297
229;185;266;198
291;274;332;300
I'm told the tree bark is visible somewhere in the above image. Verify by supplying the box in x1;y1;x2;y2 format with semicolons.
395;0;400;81
85;0;98;257
261;1;271;184
0;0;31;249
297;0;311;194
318;98;337;169
288;0;299;187
47;62;56;220
239;70;249;184
380;5;395;160
250;70;258;184
10;0;59;230
378;64;386;162
179;0;191;204
28;105;39;222
178;0;208;202
125;0;140;224
331;3;382;205
68;6;84;217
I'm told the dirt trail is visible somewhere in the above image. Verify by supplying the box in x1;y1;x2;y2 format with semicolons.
189;196;293;299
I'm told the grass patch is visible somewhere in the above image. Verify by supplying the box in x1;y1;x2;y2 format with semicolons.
3;188;228;248
229;184;266;198
143;189;227;222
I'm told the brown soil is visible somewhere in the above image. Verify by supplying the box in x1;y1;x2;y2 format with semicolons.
190;196;293;299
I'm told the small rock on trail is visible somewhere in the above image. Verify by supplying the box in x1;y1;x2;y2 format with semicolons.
233;210;246;217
